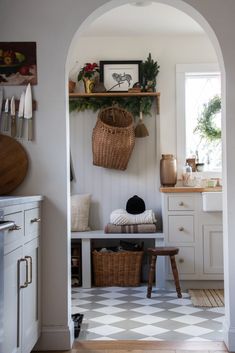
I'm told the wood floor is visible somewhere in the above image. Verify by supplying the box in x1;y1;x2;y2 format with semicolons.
38;340;228;352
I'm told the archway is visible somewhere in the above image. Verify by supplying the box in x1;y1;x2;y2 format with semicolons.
66;0;228;348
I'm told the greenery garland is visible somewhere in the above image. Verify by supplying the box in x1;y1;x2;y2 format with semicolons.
194;95;221;141
69;96;154;117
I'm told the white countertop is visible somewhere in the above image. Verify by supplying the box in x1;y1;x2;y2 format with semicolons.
0;195;43;207
160;186;222;193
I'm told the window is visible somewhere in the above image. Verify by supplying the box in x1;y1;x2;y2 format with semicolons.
176;64;221;173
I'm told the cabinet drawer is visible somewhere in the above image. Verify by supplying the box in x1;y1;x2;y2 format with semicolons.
4;211;24;254
168;196;194;211
168;215;194;242
168;246;195;275
25;208;41;241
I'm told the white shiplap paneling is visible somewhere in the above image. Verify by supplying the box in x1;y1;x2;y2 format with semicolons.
70;106;161;230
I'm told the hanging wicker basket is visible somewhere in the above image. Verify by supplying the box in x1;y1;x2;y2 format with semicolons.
92;106;135;170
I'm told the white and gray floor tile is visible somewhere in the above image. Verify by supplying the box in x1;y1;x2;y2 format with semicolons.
72;286;224;341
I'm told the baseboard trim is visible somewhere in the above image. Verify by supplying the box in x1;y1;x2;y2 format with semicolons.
165;280;224;291
223;320;235;351
34;319;74;351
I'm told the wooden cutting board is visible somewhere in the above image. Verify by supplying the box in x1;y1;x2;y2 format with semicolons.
0;134;28;195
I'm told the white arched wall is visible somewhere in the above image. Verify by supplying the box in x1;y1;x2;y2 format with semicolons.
67;0;230;346
68;14;219;232
72;2;230;349
1;0;235;351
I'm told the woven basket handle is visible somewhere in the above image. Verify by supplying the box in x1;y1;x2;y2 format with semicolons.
121;109;127;123
112;106;116;123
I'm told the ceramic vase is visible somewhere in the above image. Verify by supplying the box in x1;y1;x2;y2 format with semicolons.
68;80;76;93
83;78;94;93
160;154;177;186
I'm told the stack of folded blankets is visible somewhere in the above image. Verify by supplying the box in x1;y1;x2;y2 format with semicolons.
105;195;157;234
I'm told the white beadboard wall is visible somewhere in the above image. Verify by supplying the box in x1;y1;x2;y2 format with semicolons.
70;105;161;230
69;34;218;230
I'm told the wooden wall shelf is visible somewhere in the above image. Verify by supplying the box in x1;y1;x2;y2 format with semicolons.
69;92;160;114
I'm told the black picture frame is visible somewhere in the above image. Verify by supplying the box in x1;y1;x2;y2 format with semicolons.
100;60;142;92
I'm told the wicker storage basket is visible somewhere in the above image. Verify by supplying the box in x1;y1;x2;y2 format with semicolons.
92;106;135;170
92;250;143;286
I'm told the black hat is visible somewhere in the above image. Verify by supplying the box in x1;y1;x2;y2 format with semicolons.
126;195;146;214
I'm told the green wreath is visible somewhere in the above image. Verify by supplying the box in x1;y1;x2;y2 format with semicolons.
194;95;221;141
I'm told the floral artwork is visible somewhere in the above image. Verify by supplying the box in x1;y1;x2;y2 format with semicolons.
0;42;37;85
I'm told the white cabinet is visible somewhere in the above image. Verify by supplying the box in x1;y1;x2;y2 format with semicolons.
3;199;42;353
168;215;195;243
174;246;196;275
168;195;195;211
199;207;223;279
203;224;223;276
162;193;198;280
22;237;40;353
4;246;22;353
161;192;223;281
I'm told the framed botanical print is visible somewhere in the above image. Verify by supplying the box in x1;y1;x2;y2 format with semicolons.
100;60;141;92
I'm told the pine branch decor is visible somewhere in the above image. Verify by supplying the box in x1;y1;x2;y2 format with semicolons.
141;53;160;91
141;53;160;81
69;96;154;117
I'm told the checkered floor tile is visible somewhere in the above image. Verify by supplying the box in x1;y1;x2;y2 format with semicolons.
72;287;224;341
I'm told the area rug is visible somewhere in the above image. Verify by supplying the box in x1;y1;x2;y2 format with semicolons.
189;289;224;307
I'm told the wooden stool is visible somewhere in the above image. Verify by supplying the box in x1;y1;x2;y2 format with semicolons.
147;247;182;298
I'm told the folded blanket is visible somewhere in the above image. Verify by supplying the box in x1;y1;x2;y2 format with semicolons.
110;209;156;225
105;223;158;233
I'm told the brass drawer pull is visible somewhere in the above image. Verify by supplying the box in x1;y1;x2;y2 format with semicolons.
25;256;33;284
18;258;28;289
30;217;41;223
9;224;22;231
178;227;184;231
178;201;184;206
17;258;28;347
179;258;184;263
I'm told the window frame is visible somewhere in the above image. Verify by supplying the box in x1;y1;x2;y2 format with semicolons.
176;63;221;176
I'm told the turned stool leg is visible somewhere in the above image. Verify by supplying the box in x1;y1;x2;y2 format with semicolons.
170;255;182;298
147;254;157;298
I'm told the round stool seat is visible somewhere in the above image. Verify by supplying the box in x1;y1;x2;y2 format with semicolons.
147;247;179;256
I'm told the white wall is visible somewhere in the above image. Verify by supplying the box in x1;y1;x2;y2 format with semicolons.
69;35;217;228
1;0;235;351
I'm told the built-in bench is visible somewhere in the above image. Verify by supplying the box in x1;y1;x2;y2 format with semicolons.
71;230;165;288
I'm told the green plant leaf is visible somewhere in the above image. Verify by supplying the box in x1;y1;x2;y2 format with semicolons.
69;96;154;117
141;53;160;83
194;95;221;141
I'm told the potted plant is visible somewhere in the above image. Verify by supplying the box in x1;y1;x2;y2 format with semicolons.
141;53;160;92
77;62;99;93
